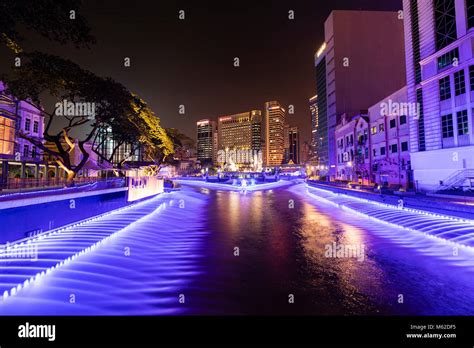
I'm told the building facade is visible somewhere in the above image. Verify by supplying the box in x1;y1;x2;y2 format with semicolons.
368;86;412;189
196;119;217;165
314;10;407;180
0;83;46;184
217;110;262;169
264;101;286;167
403;0;474;191
287;126;300;164
309;95;319;160
335;113;370;184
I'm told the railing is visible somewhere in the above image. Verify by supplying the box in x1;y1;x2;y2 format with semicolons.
436;169;474;191
0;177;126;196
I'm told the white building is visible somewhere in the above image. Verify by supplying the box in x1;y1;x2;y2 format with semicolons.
368;86;412;189
403;0;474;191
335;113;370;184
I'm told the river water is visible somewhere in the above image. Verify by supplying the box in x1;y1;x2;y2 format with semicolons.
1;183;474;315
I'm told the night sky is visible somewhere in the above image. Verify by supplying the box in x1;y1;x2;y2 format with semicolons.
0;0;403;143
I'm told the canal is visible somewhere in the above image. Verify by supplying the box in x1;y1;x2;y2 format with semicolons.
1;183;474;315
190;183;474;315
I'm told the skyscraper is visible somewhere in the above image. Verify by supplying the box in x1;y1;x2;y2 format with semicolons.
403;0;474;191
196;119;217;165
314;10;406;180
309;95;319;159
288;126;300;164
264;101;286;166
217;110;262;168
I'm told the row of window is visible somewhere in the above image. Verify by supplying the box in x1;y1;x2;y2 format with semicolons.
373;141;409;157
22;144;38;158
439;66;474;101
370;116;407;135
441;110;469;138
24;118;39;133
337;140;409;164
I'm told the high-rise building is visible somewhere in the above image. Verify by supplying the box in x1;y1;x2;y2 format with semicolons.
403;0;474;191
264;101;286;166
315;10;406;180
196;119;217;165
217;111;262;168
288;126;300;164
309;95;319;158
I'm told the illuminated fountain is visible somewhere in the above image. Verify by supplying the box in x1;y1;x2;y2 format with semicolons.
0;190;208;315
306;185;474;250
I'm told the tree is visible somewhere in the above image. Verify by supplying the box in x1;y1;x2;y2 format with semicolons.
2;52;173;183
0;0;94;54
166;128;195;161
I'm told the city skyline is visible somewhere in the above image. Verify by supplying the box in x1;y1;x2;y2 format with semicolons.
2;1;474;346
0;0;403;143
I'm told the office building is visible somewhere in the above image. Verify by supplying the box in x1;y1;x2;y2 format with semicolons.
309;95;319;159
288;126;300;164
217;110;262;169
314;10;406;180
196;119;217;165
264;101;286;166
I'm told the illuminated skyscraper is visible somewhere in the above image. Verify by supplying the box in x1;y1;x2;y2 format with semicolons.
264;101;286;166
217;110;262;169
288;126;300;164
309;95;319;159
196;119;217;165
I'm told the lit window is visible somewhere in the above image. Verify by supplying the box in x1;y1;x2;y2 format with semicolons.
438;48;459;70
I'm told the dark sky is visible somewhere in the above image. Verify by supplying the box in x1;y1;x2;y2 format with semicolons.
1;0;402;143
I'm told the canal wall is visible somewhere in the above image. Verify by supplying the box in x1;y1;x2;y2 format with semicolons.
306;181;474;220
0;177;165;244
0;188;129;244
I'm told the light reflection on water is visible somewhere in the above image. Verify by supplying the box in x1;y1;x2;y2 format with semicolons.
1;183;474;315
